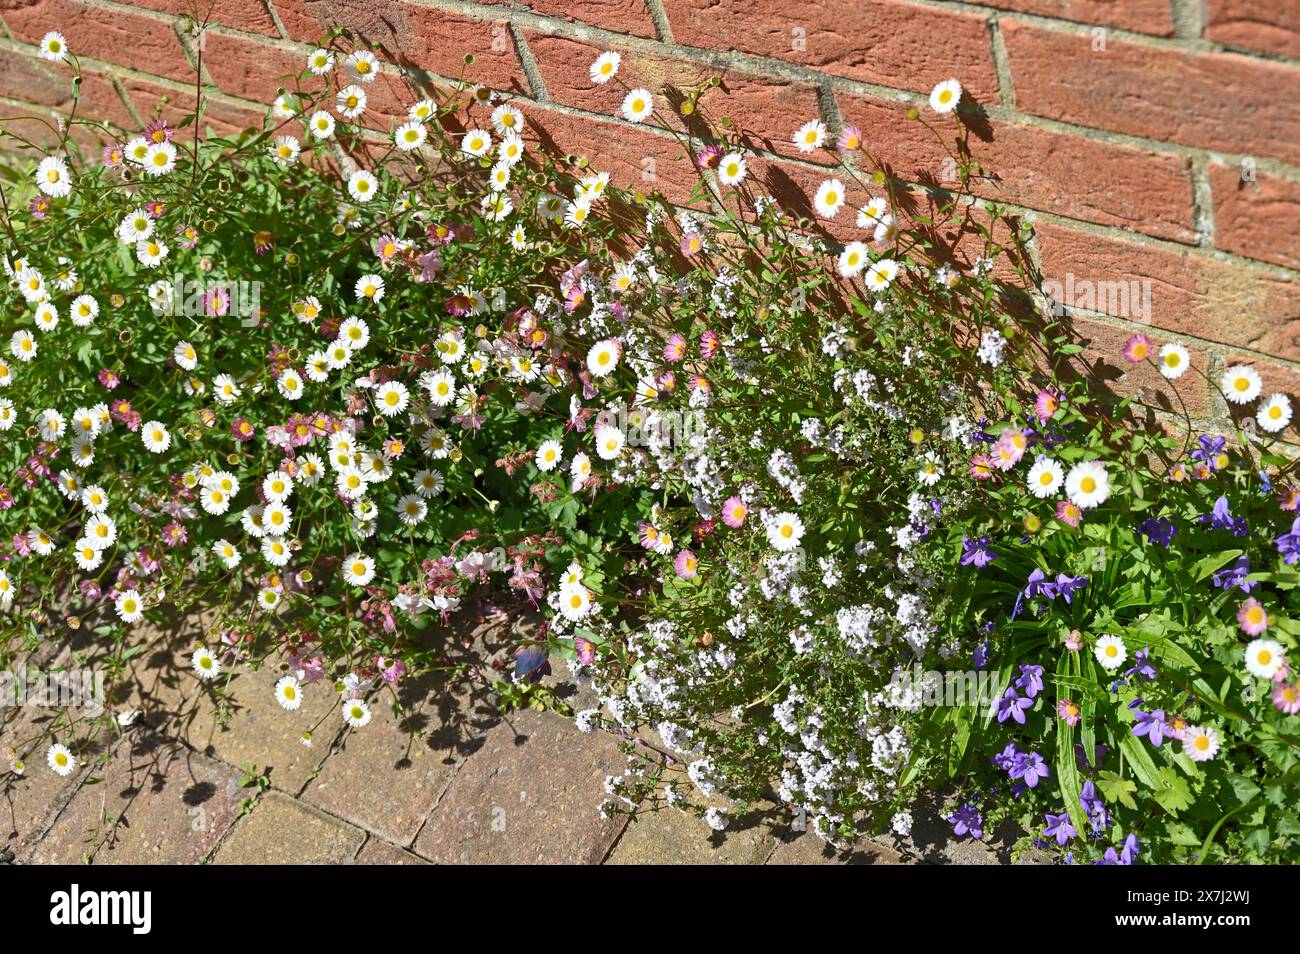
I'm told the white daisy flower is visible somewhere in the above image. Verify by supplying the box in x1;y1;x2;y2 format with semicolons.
192;647;221;679
397;494;427;526
275;676;304;711
336;84;367;119
620;88;653;123
35;156;72;198
536;439;563;472
864;258;899;293
594;422;625;460
558;582;593;620
1026;457;1064;498
413;469;444;498
1244;638;1285;679
375;381;409;416
1257;394;1292;434
261;537;291;567
347;170;378;203
307;48;335;74
213;539;241;569
46;743;75;776
490;103;523;135
1183;725;1220;762
308;110;336;140
342;698;372;727
343;553;376;586
395;121;427;151
1157;342;1189;379
69;294;98;327
345;49;380;84
143;141;178;176
1064;460;1109;509
929;78;962;114
461;128;492;156
813;179;846;219
115;589;144;624
136;239;169;267
793;119;827;153
39;31;68;62
837;241;869;278
1094;634;1127;671
277;369;305;400
586;339;620;377
141;421;171;453
589;51;620;84
765;511;805;551
717;152;747;186
1221;365;1262;405
270;135;301;165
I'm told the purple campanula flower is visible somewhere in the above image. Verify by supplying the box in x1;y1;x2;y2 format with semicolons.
1124;646;1157;682
1120;833;1140;864
1138;516;1177;548
972;640;989;670
960;535;997;568
1213;555;1256;593
997;687;1033;724
1010;750;1049;788
1054;573;1090;604
1200;495;1247;536
1132;707;1168;747
992;741;1021;772
1016;664;1045;699
1190;434;1226;468
1043;811;1077;846
1278;517;1300;565
948;802;984;840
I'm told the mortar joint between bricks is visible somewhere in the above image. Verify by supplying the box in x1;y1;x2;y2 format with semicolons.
508;22;549;102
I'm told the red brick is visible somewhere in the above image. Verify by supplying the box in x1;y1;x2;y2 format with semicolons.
128;0;279;36
1206;0;1300;60
523;102;701;205
119;74;265;138
838;92;1195;242
660;0;999;103
1209;163;1300;272
1;0;194;83
1002;19;1300;167
273;0;528;94
525;32;826;162
480;0;656;38
200;30;301;102
0;46;135;130
980;0;1173;35
1035;221;1300;362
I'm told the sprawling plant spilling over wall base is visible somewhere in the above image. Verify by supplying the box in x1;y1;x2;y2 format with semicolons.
1;24;1298;865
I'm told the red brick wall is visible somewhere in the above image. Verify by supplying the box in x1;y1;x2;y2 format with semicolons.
1;0;1297;427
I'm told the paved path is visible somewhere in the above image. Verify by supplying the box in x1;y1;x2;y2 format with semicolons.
1;610;1012;865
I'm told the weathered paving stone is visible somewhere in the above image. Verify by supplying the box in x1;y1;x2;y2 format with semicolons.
303;674;500;846
211;791;365;864
766;829;908;865
352;837;431;865
26;731;244;864
413;708;628;864
0;707;95;857
606;804;780;865
108;611;339;796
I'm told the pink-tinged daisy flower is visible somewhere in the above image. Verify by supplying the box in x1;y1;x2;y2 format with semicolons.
29;196;50;220
1056;698;1080;726
1064;629;1084;652
1056;500;1082;527
700;329;721;359
968;455;994;480
674;549;699;579
837;125;863;152
1192;462;1214;481
1238;598;1269;636
681;232;705;256
176;223;199;249
1168;462;1187;482
663;333;687;363
694;144;722;170
374;233;401;262
98;369;120;389
637;521;660;550
721;495;747;528
657;369;676;392
145;200;167;218
446;293;473;317
144;118;174;144
1034;390;1060;421
204;287;230;317
162;522;188;548
102;143;125;168
574;636;596;665
232;418;256;442
1273;683;1300;715
1123;333;1152;363
1279;485;1300;512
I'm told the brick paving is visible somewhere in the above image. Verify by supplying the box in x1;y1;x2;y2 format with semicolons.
0;614;1013;865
